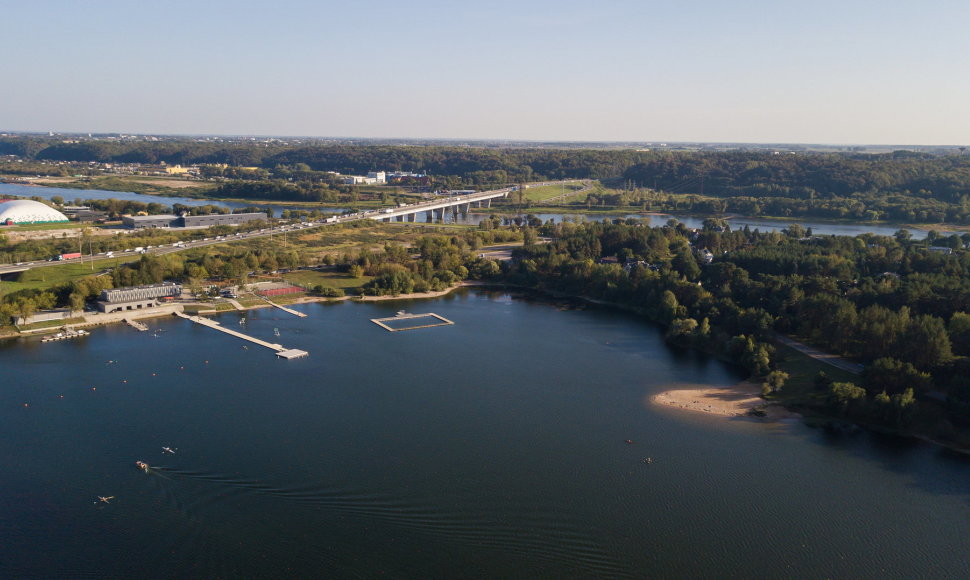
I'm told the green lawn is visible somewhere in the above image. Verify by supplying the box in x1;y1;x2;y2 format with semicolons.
18;317;86;331
2;259;123;294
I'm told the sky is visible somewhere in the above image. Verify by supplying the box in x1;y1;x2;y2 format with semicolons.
2;0;969;145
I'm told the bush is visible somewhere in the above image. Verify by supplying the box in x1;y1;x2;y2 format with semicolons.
314;285;344;298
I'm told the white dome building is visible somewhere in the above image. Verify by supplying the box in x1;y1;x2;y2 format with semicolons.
0;199;70;225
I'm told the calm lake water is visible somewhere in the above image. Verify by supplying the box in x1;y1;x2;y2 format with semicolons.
2;290;969;578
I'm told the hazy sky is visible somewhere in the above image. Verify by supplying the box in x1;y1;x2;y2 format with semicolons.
3;0;968;144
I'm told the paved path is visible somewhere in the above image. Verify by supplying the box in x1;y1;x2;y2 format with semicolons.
775;335;864;375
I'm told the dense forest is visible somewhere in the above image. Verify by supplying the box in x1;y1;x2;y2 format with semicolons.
504;219;970;440
4;136;969;197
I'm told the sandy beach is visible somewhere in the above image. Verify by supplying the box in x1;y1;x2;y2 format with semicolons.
651;380;795;419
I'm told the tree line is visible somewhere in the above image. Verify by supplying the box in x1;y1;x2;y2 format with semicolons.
503;219;970;436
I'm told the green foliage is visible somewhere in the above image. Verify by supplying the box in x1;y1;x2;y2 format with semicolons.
313;285;345;298
829;382;867;414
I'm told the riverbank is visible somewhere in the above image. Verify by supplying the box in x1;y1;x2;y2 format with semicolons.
651;380;797;420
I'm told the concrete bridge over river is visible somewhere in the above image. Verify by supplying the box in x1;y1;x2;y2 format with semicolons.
367;187;514;224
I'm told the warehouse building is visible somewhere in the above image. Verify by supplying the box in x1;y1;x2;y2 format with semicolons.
98;282;183;313
122;212;267;229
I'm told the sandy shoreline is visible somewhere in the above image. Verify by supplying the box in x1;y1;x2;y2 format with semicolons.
651;381;797;420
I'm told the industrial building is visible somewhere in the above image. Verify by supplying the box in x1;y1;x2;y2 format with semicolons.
341;171;386;185
122;214;180;228
0;199;70;225
98;282;183;313
181;212;267;228
122;212;267;229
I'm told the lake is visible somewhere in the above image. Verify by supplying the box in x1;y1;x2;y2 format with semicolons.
2;290;968;578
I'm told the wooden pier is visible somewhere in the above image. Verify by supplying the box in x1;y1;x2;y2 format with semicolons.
255;294;308;318
174;312;308;359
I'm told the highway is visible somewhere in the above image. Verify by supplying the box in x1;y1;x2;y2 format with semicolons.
0;186;516;276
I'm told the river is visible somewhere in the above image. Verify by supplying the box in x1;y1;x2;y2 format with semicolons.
2;290;968;578
1;182;950;239
0;183;340;217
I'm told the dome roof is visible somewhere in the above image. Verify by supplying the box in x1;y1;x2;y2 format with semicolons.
0;199;69;224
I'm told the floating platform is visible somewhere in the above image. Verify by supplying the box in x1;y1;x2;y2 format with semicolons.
41;328;90;343
371;312;454;332
276;348;309;359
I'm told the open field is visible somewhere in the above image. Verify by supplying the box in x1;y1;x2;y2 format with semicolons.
521;184;585;202
1;259;122;294
768;342;861;408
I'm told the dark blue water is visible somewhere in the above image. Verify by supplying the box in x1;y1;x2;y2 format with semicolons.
2;291;969;578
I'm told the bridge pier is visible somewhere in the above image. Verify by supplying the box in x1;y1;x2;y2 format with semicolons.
396;214;404;222
426;210;434;222
407;213;416;222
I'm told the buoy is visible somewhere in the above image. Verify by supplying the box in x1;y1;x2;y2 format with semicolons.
625;439;634;444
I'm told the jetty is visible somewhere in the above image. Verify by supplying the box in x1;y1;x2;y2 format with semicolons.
174;312;308;359
125;318;149;331
254;294;308;318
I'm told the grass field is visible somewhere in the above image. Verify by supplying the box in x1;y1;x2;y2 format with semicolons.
2;259;123;294
768;342;861;408
521;184;585;202
53;175;216;196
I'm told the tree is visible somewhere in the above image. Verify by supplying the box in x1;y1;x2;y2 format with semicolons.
762;370;789;395
68;292;86;313
900;315;952;369
829;382;867;414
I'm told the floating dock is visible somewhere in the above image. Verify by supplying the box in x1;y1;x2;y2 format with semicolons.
41;328;90;343
175;312;308;359
371;312;454;332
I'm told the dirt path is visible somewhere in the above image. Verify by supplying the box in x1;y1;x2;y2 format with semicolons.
775;335;864;374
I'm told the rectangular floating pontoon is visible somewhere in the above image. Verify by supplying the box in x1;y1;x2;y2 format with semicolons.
371;312;455;332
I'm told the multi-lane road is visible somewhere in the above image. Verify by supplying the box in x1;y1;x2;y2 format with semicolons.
0;186;518;276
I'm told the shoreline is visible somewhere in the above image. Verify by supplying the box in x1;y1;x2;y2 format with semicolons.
650;380;797;420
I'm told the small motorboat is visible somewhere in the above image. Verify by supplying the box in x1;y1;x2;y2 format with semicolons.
135;461;149;471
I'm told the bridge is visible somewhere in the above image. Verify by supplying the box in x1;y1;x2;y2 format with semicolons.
0;186;520;276
365;187;513;223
